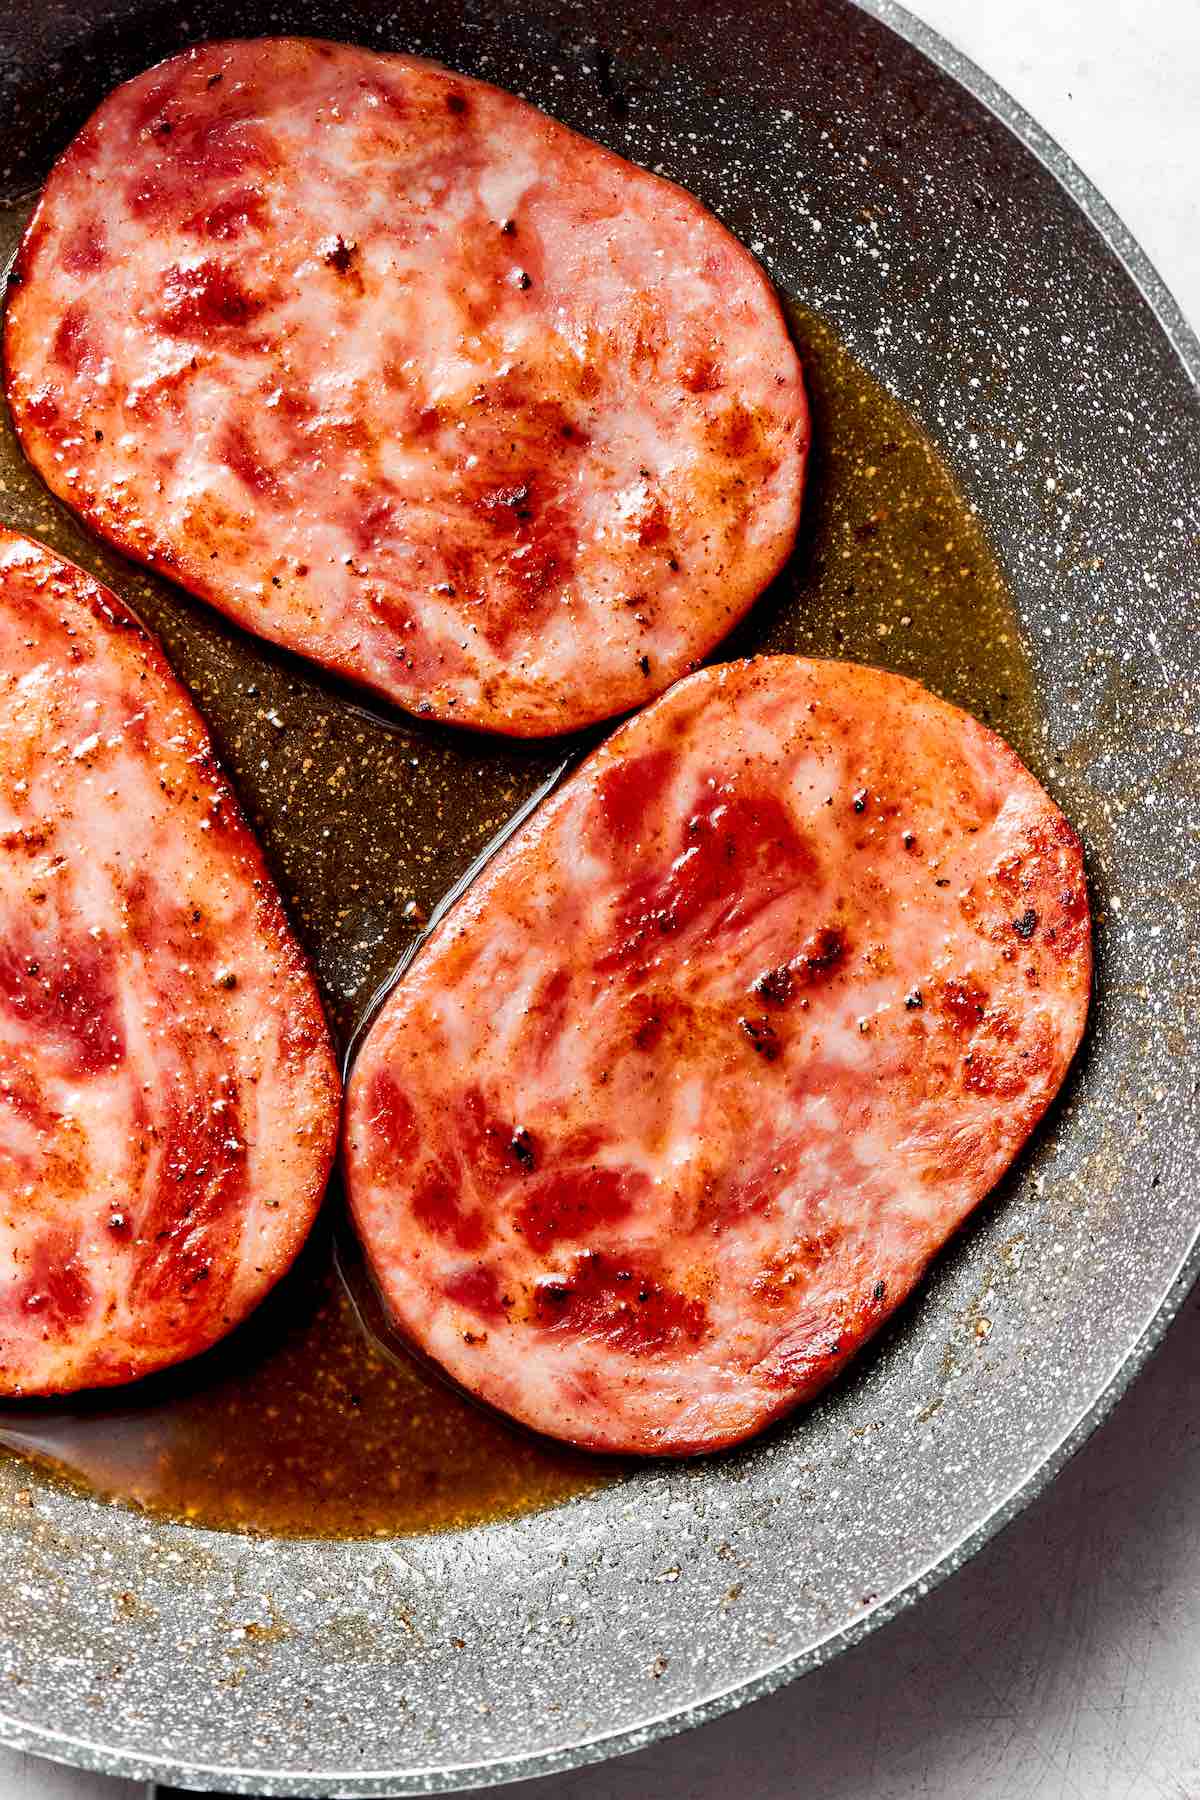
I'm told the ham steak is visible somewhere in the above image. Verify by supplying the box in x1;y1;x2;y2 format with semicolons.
0;530;339;1395
4;37;807;738
344;657;1091;1454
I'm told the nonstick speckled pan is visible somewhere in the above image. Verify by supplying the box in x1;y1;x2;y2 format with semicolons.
0;0;1198;1792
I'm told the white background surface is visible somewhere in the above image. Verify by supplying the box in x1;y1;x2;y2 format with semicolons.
2;2;1198;1797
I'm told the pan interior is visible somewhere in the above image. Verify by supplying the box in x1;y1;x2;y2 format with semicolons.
0;276;1033;1538
0;0;1197;1791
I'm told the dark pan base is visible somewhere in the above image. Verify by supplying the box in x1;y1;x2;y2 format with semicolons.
0;0;1197;1790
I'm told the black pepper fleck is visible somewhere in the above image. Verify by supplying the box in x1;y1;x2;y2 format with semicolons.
509;1127;536;1173
753;965;794;1006
738;1015;780;1061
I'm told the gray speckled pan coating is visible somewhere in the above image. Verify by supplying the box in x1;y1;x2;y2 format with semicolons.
0;0;1198;1791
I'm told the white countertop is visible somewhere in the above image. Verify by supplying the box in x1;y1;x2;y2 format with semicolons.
3;3;1197;1797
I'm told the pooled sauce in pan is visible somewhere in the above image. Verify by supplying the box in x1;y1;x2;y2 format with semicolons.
0;169;1039;1537
0;1223;609;1536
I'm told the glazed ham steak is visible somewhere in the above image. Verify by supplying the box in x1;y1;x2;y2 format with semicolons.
345;657;1091;1455
5;38;807;738
0;530;339;1395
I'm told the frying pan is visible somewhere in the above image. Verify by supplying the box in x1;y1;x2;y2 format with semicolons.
0;0;1197;1792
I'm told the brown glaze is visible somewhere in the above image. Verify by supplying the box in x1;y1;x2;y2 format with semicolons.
0;166;1038;1533
745;306;1038;754
0;1226;607;1537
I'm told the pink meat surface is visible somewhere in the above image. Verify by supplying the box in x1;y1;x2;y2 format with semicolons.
5;37;807;738
0;530;339;1395
344;657;1091;1455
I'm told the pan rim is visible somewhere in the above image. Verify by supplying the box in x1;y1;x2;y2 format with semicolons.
1;0;1198;1791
